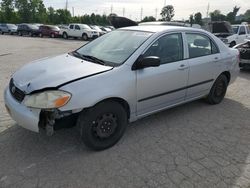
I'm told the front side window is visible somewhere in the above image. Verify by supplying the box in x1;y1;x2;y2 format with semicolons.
232;26;239;34
246;26;250;34
143;33;183;64
187;33;213;58
76;30;152;66
69;25;74;29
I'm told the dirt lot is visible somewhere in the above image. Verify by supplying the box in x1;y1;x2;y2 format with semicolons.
0;35;250;188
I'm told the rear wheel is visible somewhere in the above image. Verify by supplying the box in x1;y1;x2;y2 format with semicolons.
18;31;22;36
78;101;128;150
51;33;55;38
39;33;43;38
28;32;33;37
206;74;228;105
82;33;88;41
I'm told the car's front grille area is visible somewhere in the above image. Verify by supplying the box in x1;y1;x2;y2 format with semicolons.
9;79;25;103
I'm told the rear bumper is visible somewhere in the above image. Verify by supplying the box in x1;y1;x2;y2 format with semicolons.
239;59;250;67
4;87;40;133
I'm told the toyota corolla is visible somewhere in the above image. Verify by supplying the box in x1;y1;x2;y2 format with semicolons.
4;26;239;150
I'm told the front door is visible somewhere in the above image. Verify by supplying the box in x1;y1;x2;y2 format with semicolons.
136;33;189;116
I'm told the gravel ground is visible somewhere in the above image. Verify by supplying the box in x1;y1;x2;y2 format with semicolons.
0;35;250;188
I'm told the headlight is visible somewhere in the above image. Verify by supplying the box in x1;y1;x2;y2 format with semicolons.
23;90;71;109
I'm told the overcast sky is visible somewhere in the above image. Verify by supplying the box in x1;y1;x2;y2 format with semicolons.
41;0;250;21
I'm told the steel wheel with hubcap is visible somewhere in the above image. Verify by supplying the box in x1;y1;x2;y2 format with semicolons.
206;74;228;104
77;101;127;150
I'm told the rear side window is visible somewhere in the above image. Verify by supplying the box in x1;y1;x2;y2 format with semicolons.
75;25;80;30
187;33;218;58
144;33;183;65
239;26;246;35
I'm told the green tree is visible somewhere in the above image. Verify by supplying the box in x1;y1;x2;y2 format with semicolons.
15;0;31;22
160;5;174;21
1;0;16;22
194;12;203;25
55;9;71;24
245;9;250;21
141;16;156;22
210;10;226;21
226;6;240;23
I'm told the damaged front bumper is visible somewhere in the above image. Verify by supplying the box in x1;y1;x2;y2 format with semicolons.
4;87;77;135
4;87;40;132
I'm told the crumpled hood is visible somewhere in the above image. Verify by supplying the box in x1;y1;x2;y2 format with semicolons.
12;54;113;93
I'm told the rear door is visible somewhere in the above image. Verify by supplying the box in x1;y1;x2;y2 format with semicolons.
74;25;82;37
136;33;189;116
185;33;221;100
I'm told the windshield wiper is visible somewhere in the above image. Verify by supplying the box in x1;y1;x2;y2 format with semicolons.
81;54;106;65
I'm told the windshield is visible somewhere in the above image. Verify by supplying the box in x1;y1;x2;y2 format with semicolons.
49;26;60;31
7;24;17;28
232;26;239;34
79;24;91;29
28;24;39;30
76;30;152;66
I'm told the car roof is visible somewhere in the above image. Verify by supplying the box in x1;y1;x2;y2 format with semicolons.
119;25;203;33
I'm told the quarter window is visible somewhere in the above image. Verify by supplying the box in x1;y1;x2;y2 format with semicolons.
187;33;213;58
143;33;183;64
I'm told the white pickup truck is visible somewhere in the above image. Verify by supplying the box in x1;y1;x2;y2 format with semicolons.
208;22;250;47
60;23;99;40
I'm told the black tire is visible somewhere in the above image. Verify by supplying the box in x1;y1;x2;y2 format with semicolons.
18;31;22;36
51;33;55;38
39;33;43;38
206;74;228;105
229;41;236;48
78;101;128;151
82;33;88;41
63;32;68;39
28;32;33;37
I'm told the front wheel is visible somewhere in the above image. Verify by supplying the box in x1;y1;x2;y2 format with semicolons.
77;101;128;150
206;74;228;105
63;32;68;39
82;33;88;41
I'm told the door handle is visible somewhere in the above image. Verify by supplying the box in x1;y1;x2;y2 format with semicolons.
178;64;188;70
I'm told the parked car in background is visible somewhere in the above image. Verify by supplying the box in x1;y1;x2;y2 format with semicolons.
0;23;17;35
99;26;112;33
39;25;60;38
60;24;99;40
232;24;250;44
4;26;239;150
17;24;40;37
208;21;250;47
89;25;106;36
234;39;250;69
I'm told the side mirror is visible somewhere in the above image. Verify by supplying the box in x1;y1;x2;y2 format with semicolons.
132;56;160;70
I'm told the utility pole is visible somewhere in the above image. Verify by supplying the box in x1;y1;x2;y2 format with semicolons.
65;0;68;10
140;7;143;21
155;8;158;20
164;0;166;7
72;7;74;17
123;7;125;17
206;3;210;18
111;5;113;14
